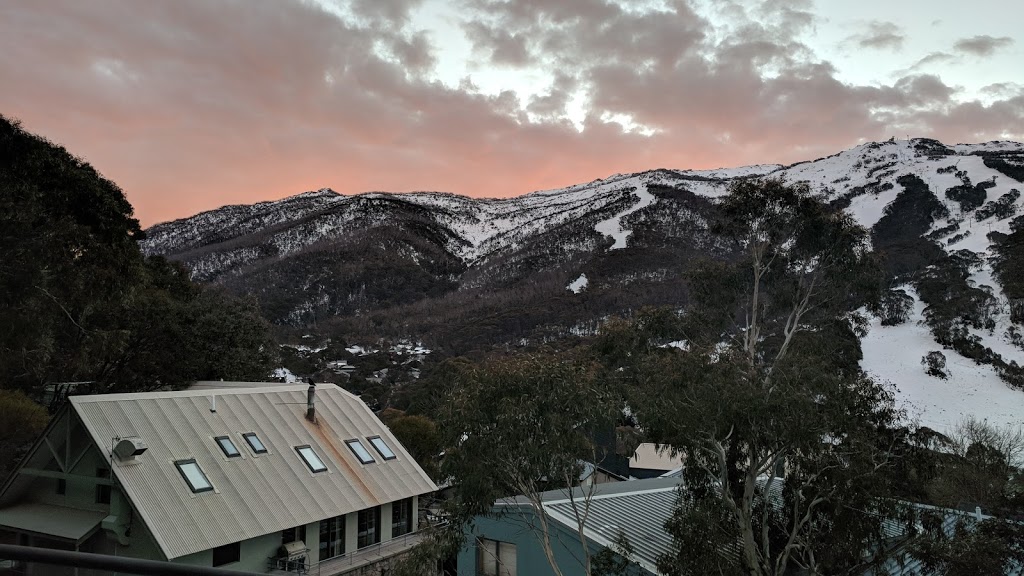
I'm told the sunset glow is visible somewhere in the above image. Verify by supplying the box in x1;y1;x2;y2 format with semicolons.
2;0;1022;226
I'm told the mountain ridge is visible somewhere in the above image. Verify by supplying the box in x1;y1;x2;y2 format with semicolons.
141;137;1024;431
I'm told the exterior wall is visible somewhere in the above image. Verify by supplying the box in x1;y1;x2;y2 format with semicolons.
345;511;358;556
457;509;651;576
173;530;280;573
381;502;393;541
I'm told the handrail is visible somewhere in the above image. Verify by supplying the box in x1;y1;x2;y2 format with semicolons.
272;526;435;575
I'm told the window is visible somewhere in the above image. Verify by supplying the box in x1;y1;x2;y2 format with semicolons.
95;468;111;504
243;432;267;454
295;445;327;473
282;525;306;545
215;436;240;458
212;542;240;567
392;497;413;537
367;436;396;461
477;538;517;576
345;439;375;465
318;516;344;561
56;479;66;495
175;459;213;493
357;507;381;549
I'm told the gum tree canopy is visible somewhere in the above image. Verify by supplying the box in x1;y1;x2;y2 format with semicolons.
0;115;275;398
617;179;911;576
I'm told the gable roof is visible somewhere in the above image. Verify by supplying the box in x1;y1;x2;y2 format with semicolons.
66;384;435;559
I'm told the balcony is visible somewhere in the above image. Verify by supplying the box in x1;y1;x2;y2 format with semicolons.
268;528;430;576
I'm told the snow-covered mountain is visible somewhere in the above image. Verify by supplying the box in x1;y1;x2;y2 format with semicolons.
143;138;1024;431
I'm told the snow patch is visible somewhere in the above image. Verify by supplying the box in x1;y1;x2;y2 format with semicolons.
272;367;298;383
860;287;1024;433
594;182;656;250
567;274;588;293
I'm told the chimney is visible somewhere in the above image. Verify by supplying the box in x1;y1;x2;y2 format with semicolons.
210;395;217;413
306;379;316;422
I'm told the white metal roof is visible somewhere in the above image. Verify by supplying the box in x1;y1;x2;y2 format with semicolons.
70;384;437;559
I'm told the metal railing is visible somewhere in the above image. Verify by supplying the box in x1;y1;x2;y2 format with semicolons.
270;527;432;576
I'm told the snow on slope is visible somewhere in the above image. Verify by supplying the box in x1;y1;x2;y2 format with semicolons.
144;138;1024;431
567;274;589;293
861;288;1024;432
594;182;656;249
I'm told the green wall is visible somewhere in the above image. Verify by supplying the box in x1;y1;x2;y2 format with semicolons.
457;507;652;576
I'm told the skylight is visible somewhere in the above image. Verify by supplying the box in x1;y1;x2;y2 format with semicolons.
295;445;327;473
215;436;240;458
175;459;213;493
367;436;396;460
345;439;375;464
243;432;267;454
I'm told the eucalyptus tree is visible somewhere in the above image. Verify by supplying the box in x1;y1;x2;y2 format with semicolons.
421;351;631;576
617;179;911;575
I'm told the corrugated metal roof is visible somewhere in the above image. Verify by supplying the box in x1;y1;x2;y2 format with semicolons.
545;485;677;573
70;384;437;560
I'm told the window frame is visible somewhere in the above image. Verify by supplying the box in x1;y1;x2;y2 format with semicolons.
318;515;345;561
477;537;517;576
357;506;381;549
282;525;306;545
242;432;268;454
215;435;241;458
295;445;328;473
391;497;413;537
367;436;397;461
345;439;376;465
174;459;214;493
212;541;240;567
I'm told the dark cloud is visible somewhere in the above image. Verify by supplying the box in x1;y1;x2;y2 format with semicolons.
954;35;1014;57
0;0;1021;226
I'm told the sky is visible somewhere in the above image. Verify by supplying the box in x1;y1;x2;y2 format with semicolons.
1;0;1023;227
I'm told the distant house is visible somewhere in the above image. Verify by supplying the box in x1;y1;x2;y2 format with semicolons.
462;472;1023;576
459;477;681;576
0;382;437;575
629;443;684;479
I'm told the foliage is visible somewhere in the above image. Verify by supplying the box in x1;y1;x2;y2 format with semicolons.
976;189;1020;222
945;182;989;213
871;174;947;280
910;516;1024;576
922;351;950;379
610;179;910;576
877;288;915;326
992;224;1024;323
591;532;641;576
383;411;441;480
983;155;1024;183
0;390;49;479
0;114;276;397
925;417;1024;512
432;351;623;576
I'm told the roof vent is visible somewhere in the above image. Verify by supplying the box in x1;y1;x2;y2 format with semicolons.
113;437;148;461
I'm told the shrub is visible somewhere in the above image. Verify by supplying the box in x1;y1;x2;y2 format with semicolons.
922;351;949;379
878;288;914;326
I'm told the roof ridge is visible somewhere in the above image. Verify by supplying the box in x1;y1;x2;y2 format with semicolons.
68;383;313;403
